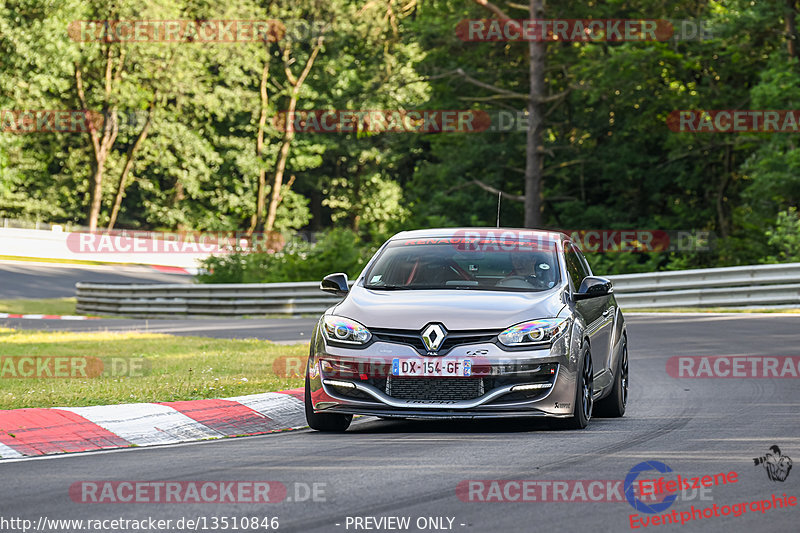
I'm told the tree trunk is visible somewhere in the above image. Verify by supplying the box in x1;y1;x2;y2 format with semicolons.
786;0;799;59
265;125;295;231
108;106;154;230
88;164;105;230
263;36;324;232
85;111;118;231
75;47;122;231
717;144;732;239
524;0;545;228
250;53;271;233
106;51;174;231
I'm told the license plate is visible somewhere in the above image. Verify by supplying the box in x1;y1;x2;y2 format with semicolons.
391;358;472;377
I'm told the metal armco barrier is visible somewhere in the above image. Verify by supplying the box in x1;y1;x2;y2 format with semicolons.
75;281;346;317
75;263;800;317
610;262;800;308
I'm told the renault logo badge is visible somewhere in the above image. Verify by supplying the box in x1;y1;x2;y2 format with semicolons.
421;324;447;352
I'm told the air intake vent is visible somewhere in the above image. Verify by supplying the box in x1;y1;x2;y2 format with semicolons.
385;376;484;401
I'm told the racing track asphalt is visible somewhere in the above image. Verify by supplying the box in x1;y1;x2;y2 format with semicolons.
0;316;319;343
2;313;799;532
0;260;192;299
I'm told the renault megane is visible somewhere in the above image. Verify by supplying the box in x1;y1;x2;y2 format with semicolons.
304;228;628;431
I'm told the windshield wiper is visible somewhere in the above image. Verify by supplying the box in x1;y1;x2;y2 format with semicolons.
366;284;411;290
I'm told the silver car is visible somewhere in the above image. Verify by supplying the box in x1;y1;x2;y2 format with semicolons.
304;228;628;431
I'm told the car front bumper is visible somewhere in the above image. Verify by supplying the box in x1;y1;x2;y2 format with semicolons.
307;329;582;418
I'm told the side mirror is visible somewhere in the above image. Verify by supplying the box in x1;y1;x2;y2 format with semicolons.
320;272;349;296
574;276;613;301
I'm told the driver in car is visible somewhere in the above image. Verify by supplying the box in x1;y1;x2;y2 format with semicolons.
499;252;555;289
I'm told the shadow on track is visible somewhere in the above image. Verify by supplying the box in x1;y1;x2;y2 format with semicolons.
347;417;564;434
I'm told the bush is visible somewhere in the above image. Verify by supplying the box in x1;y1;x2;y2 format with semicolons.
765;207;800;263
197;228;379;284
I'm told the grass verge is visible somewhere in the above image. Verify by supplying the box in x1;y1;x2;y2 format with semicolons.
0;327;307;410
0;298;78;316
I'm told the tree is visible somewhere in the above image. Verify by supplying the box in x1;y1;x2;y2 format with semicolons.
263;33;325;232
467;0;545;227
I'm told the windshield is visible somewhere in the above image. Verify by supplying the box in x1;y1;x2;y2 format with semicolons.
364;239;561;292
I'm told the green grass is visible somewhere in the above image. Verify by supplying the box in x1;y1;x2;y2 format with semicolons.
626;307;800;314
0;298;79;316
0;327;307;410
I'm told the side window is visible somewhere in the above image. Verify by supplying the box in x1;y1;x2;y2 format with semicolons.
575;246;593;277
564;243;589;291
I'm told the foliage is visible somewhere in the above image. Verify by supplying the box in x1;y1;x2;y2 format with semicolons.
197;227;377;283
765;208;800;262
2;0;800;275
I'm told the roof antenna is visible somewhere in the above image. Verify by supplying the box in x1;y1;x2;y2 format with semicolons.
496;191;501;228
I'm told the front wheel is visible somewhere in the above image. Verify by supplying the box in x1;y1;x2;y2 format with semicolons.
304;372;352;432
557;341;593;429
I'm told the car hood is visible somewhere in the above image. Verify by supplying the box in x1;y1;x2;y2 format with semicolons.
332;285;566;330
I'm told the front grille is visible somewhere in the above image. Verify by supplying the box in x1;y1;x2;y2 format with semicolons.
438;334;497;351
372;332;426;351
372;328;499;355
385;376;484;401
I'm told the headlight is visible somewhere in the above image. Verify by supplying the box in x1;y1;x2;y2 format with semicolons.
498;318;569;347
322;315;372;345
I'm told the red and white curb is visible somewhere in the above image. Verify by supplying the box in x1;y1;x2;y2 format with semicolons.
0;313;98;320
0;389;306;459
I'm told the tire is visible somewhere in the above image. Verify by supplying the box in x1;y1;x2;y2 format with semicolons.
595;336;628;418
304;372;352;432
557;341;593;429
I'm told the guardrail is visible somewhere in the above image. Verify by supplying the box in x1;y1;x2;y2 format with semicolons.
75;281;346;317
609;263;800;308
75;263;800;317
